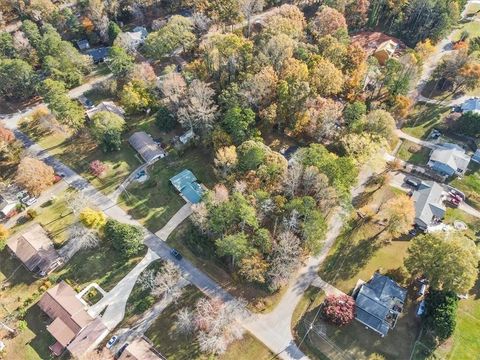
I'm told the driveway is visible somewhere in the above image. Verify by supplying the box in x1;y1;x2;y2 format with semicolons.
154;203;192;241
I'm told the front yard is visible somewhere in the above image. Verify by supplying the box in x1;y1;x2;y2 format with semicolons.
145;285;273;360
402;103;450;139
396;140;431;166
451;162;480;210
119;147;216;233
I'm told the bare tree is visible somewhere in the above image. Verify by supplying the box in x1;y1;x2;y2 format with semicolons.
65;191;89;217
174;307;195;335
268;230;302;290
191;202;209;233
283;161;303;197
177;80;218;135
192;12;212;33
240;0;264;37
60;224;99;259
138;269;157;291
160;72;187;111
233;180;247;194
152;260;183;300
212;184;229;204
283;210;300;232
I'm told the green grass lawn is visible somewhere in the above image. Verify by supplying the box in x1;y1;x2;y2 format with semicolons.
452;20;480;41
402;103;450;139
451;163;480;210
396;140;431;166
119;147;216;232
145;285;273;360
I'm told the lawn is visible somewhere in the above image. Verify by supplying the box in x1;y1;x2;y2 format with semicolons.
402;103;450;139
451;162;480;210
452;20;480;41
119;147;216;232
396;140;431;166
145;285;273;360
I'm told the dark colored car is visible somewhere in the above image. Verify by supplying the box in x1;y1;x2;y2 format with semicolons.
170;248;182;260
405;177;421;189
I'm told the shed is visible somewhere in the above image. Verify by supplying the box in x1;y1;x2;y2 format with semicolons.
76;39;90;51
6;223;62;276
129;132;166;163
179;129;195;144
118;337;164;360
170;169;203;203
374;40;398;65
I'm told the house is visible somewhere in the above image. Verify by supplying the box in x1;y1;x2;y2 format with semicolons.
0;193;17;218
374;40;398;65
86;101;125;120
67;318;109;359
85;47;110;64
118;337;165;360
413;181;446;231
427;143;470;177
6;223;62;276
129;131;166;163
179;129;195;144
170;169;204;203
354;273;407;337
461;97;480;114
124;26;148;48
37;281;96;356
76;39;90;51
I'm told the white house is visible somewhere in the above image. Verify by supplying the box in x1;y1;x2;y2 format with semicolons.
427;143;470;177
461;98;480;114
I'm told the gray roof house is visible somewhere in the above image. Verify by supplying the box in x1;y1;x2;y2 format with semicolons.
86;101;125;120
461;97;480;114
472;149;480;164
85;47;110;63
427;143;470;177
76;39;90;51
0;193;17;217
355;273;407;337
413;181;446;230
129;132;166;163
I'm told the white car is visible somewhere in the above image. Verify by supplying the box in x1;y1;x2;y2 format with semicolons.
23;196;37;206
106;335;118;349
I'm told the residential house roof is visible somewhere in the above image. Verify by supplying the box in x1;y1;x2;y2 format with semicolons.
428;143;470;174
86;101;125;120
118;338;163;360
0;193;17;216
461;97;480;114
472;149;480;163
179;129;195;144
170;169;203;203
37;281;93;348
67;318;109;358
76;39;90;51
413;181;446;229
355;273;407;337
123;27;148;47
6;223;61;275
352;32;404;55
128;131;166;163
85;47;110;63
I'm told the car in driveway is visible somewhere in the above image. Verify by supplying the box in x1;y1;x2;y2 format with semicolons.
21;195;37;206
106;335;118;349
170;248;182;260
115;343;129;359
405;177;421;189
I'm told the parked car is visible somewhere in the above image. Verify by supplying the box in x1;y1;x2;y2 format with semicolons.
170;248;182;260
416;300;426;317
418;283;427;297
408;228;417;237
115;343;129;359
106;335;118;349
405;177;421;189
21;195;37;206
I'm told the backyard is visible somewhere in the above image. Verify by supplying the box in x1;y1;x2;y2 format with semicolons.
145;285;273;360
396;140;431;166
119;147;216;233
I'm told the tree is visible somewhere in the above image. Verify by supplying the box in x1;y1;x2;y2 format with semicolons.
240;0;264;37
0;224;9;250
262;34;295;72
241;66;278;109
268;230;302;291
377;194;415;238
309;57;344;97
152;261;183;300
425;290;458;341
107;46;134;78
262;4;306;40
65;191;89;217
0;32;15;58
341;133;382;165
216;232;254;268
405;233;479;293
145;16;195;59
120;80;156;114
104;219;144;257
60;224;99;259
128;62;157;88
0;126;14;144
222;106;256;144
156;106;177;132
89;160;107;177
177;80;218;135
343;101;366;126
160;72;187;111
0;58;37;100
15;157;54;196
309;6;347;40
453;111;480;137
102;129;122;153
80;208;107;229
303;96;343;141
90;111;125;151
345;0;370;30
352;109;398;145
108;21;121;43
40;79;85;131
321;294;356;326
214;145;238;177
239;254;269;283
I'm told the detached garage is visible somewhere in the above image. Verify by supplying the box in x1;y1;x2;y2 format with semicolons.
129;131;166;163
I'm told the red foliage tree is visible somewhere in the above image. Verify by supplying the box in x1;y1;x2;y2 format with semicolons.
321;294;355;326
89;160;107;177
0;126;15;143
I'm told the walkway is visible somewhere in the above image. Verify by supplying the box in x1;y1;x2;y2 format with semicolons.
155;203;192;240
310;277;345;297
396;129;439;150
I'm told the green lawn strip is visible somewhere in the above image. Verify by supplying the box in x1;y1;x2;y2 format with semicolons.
396;140;431;166
451;163;480;210
145;285;273;360
119;148;216;233
402;103;450;139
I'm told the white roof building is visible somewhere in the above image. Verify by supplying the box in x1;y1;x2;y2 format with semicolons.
427;143;470;176
86;101;125;120
461;98;480;114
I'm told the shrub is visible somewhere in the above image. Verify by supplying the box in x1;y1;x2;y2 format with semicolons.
136;295;155;312
0;224;9;250
156;106;177;131
17;320;28;332
80;208;107;229
321;294;356;326
425;290;458;341
27;209;38;219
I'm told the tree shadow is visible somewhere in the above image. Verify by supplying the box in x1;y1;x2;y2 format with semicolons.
0;249;36;287
24;305;57;360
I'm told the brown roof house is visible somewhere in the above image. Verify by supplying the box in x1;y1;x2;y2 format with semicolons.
119;337;165;360
6;223;62;276
37;281;108;357
373;40;399;65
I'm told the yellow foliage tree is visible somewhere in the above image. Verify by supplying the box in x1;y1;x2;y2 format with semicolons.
0;224;9;250
80;208;107;229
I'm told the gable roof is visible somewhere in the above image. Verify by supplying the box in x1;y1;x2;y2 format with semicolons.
119;338;163;360
429;143;470;173
86;101;125;120
128;131;166;163
0;193;17;216
85;47;110;62
6;223;60;274
355;273;407;336
413;181;446;229
170;169;203;203
461;98;480;114
37;281;93;347
67;318;109;358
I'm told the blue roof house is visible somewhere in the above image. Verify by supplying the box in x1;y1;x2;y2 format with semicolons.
170;169;204;204
354;273;407;337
